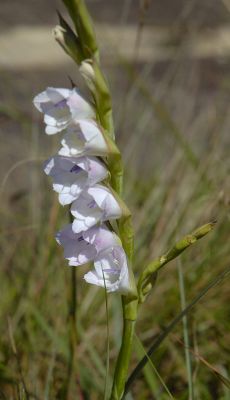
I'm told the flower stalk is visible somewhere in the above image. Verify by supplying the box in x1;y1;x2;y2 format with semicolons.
34;1;216;399
55;1;138;397
111;300;137;400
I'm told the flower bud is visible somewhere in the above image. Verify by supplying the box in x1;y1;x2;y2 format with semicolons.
79;60;95;91
53;25;83;65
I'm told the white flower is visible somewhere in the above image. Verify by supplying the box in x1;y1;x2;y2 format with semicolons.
71;184;122;233
59;119;108;157
56;224;120;266
44;155;108;205
84;246;130;294
33;87;94;134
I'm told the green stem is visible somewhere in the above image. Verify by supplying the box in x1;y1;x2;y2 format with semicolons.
110;298;138;400
108;157;123;196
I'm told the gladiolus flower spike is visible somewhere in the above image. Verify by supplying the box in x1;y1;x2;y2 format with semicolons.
33;4;215;398
34;87;135;295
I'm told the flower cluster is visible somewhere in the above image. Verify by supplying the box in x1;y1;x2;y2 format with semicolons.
34;87;131;293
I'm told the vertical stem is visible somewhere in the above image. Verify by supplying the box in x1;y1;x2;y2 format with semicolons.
177;259;194;400
60;3;137;399
108;91;136;400
55;3;139;400
110;298;138;400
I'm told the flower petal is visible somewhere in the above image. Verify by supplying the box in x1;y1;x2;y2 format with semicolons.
84;246;130;293
59;119;108;157
44;155;108;204
67;89;95;120
71;190;102;233
70;185;121;231
56;224;97;266
33;87;95;134
88;185;121;220
83;224;120;253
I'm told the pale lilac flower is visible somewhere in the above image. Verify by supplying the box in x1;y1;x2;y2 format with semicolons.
44;155;108;205
84;246;130;294
59;119;108;157
33;87;94;134
71;184;122;233
56;224;120;266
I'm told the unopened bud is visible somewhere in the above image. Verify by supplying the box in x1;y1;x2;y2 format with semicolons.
53;25;83;65
53;25;65;43
79;60;96;91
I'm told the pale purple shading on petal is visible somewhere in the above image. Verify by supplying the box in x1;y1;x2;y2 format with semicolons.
70;165;82;173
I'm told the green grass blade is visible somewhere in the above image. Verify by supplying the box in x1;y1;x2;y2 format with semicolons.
133;335;159;397
134;334;175;399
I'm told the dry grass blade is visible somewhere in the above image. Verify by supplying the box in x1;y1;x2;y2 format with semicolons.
174;336;230;391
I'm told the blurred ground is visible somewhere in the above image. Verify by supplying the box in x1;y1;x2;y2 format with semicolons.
0;0;229;187
0;1;229;399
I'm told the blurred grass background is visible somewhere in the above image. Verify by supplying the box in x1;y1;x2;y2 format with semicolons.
0;0;230;399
